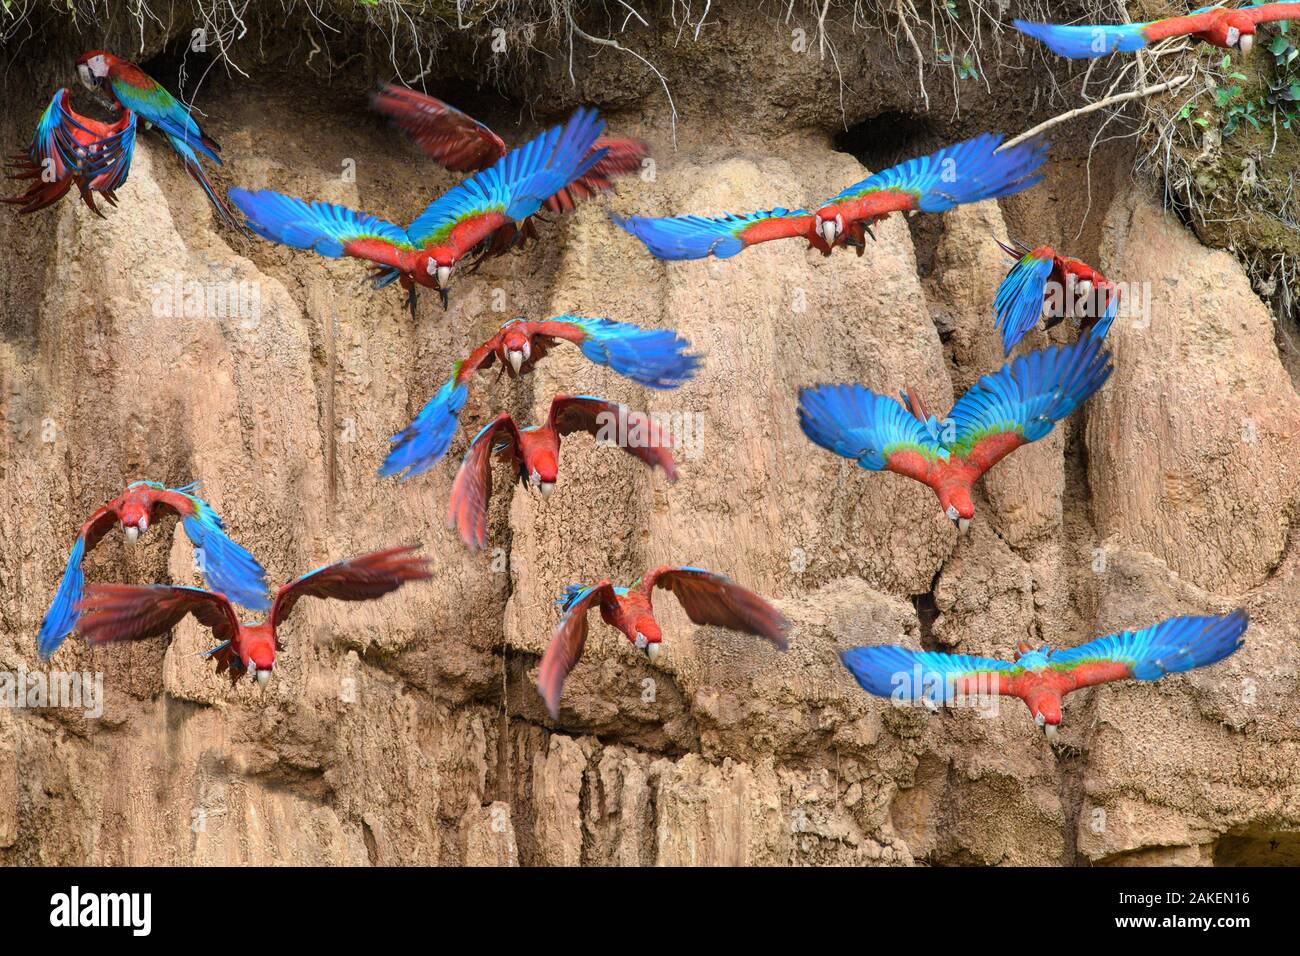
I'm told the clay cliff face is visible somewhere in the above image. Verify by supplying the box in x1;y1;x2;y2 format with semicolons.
0;3;1297;866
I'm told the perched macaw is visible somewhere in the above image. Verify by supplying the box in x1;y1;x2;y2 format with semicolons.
449;394;677;551
993;239;1119;354
840;609;1247;736
798;318;1113;533
74;51;233;225
75;546;432;686
229;108;608;315
38;481;269;659
380;315;699;480
373;84;648;258
612;132;1048;261
4;88;136;216
537;566;790;719
1013;3;1300;59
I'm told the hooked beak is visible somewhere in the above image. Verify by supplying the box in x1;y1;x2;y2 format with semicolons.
1043;723;1058;738
1240;33;1254;55
818;218;837;246
646;642;662;661
124;526;140;544
957;517;971;535
538;481;555;498
77;64;96;90
507;350;524;374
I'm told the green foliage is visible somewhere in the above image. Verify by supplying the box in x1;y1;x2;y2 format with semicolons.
1207;23;1300;137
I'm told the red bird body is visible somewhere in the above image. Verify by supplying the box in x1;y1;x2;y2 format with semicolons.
448;394;677;550
75;546;431;685
537;566;789;719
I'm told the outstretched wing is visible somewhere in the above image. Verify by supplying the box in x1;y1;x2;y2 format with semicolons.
76;584;239;647
536;581;618;720
371;84;507;172
545;136;649;213
1246;4;1300;27
1049;610;1248;690
797;384;945;486
840;645;1020;704
993;240;1056;355
37;505;120;659
828;133;1048;213
532;315;700;389
549;395;678;481
154;486;270;611
229;188;415;270
406;107;607;251
1010;10;1225;59
946;327;1113;478
446;415;521;552
612;207;815;260
270;546;432;630
641;566;789;649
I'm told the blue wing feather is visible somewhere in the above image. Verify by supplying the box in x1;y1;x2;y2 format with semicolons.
37;536;88;659
179;494;270;611
380;373;470;480
993;252;1055;354
229;188;413;257
554;315;701;388
1012;19;1153;59
798;384;945;470
840;645;1020;705
1050;610;1247;680
611;208;810;261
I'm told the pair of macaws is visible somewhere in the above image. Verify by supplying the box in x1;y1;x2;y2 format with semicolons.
5;52;232;223
1015;3;1300;59
232;88;648;313
40;481;430;685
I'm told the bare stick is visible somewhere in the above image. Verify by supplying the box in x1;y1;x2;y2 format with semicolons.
1001;74;1193;150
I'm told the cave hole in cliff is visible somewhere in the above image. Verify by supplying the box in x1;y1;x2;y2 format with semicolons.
909;577;941;650
834;111;946;278
1213;830;1300;866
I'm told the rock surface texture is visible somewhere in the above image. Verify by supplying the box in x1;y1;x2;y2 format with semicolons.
0;3;1296;866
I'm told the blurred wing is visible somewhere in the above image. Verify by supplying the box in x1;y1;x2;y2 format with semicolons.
37;505;119;659
270;546;432;630
408;107;606;248
946;329;1113;477
840;645;1019;704
549;394;677;481
536;582;617;720
1010;12;1225;59
1246;4;1300;27
76;584;239;646
1049;610;1248;690
798;384;944;485
993;246;1055;355
157;488;270;611
533;315;700;389
544;136;649;213
642;566;789;649
446;415;520;552
229;188;414;269
829;133;1048;212
612;207;813;260
371;84;506;171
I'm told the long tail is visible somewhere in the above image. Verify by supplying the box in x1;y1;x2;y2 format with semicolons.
165;133;236;228
38;537;87;659
379;372;470;480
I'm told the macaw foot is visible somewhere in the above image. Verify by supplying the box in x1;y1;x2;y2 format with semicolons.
406;285;418;321
438;287;449;310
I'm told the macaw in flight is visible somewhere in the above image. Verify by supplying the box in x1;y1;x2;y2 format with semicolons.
373;84;648;259
229;108;609;316
1013;3;1300;59
798;317;1113;533
380;315;699;480
537;566;789;719
75;546;432;687
38;481;269;660
840;609;1247;736
4;89;136;216
449;394;677;551
73;51;234;225
993;239;1119;354
612;132;1048;261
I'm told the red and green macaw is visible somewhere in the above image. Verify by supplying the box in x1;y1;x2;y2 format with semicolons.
38;480;269;660
798;318;1114;533
612;132;1048;260
537;567;790;719
75;547;431;687
229;108;609;315
373;83;648;257
1014;3;1300;58
380;315;699;480
841;610;1247;736
449;394;678;551
993;239;1119;354
74;50;233;225
4;88;136;216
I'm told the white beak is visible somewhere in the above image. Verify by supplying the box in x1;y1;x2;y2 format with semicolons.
646;642;662;661
538;481;555;498
1240;33;1253;55
435;266;451;289
1044;723;1058;738
819;219;837;245
957;517;971;535
256;670;270;688
124;526;140;544
508;350;524;374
